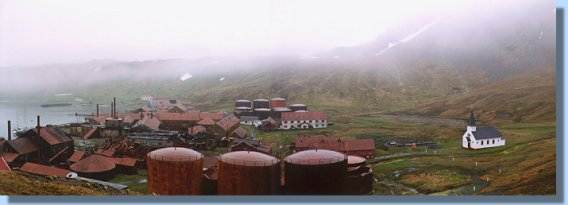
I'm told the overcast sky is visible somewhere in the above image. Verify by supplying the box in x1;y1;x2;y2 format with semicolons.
0;0;484;67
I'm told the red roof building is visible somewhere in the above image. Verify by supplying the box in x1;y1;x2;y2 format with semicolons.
197;118;216;126
199;112;224;121
0;157;11;172
20;162;71;177
292;135;375;158
189;125;207;135
68;150;85;163
156;111;201;131
213;115;241;137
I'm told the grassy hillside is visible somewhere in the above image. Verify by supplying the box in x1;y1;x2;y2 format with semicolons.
404;67;556;123
0;171;137;195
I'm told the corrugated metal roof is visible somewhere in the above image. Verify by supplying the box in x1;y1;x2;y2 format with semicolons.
20;162;70;177
197;118;216;126
37;127;72;145
189;125;207;135
472;127;503;140
0;156;11;172
156;111;200;121
215;115;240;132
83;128;98;140
2;153;18;163
8;137;39;155
282;112;326;121
294;136;375;152
199;112;224;121
230;127;248;139
68;150;85;163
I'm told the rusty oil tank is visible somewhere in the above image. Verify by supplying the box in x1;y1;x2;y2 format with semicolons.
146;147;204;195
235;100;252;108
284;149;347;195
270;97;287;108
217;151;280;195
288;104;307;112
253;99;270;109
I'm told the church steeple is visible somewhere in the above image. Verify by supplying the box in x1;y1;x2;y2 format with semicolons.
468;111;476;126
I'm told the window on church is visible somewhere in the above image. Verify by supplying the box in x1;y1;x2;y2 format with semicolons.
492;139;495;144
481;141;484;145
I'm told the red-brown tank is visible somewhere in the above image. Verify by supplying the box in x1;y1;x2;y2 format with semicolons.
270;97;287;108
70;154;116;180
283;149;347;195
217;151;280;195
146;147;203;195
344;155;373;195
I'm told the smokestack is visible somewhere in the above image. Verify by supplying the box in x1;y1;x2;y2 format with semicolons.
7;120;11;141
96;104;100;117
113;97;117;119
110;101;114;118
36;115;41;134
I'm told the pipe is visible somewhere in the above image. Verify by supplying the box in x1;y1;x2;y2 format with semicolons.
96;104;100;117
7;120;11;141
36;115;40;128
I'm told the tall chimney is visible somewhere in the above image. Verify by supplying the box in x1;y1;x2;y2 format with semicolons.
113;97;117;119
96;104;100;117
36;115;41;134
110;101;114;118
7;120;11;141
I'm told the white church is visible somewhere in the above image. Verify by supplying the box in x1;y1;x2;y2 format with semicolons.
462;112;506;149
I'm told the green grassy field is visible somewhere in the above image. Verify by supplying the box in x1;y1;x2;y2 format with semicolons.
254;113;556;195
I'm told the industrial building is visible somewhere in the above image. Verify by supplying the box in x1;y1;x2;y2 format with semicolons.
233;97;328;130
292;135;376;158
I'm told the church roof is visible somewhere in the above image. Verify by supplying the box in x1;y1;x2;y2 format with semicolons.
472;127;502;140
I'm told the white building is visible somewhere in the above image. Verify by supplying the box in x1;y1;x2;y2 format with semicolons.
279;111;327;130
239;116;261;126
462;112;506;149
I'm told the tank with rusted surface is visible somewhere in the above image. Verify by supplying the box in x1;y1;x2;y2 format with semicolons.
270;97;287;108
271;107;292;119
70;154;116;180
288;104;307;112
217;151;280;195
283;149;347;195
146;147;204;195
344;155;373;195
235;100;252;108
253;99;270;109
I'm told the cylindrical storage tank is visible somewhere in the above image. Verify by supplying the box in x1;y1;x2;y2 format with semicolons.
234;107;253;115
235;100;252;108
271;107;292;119
70;154;116;180
284;149;347;195
344;155;373;195
254;108;271;120
347;155;367;169
270;98;287;108
218;151;280;195
253;99;270;109
289;104;307;112
146;147;204;195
